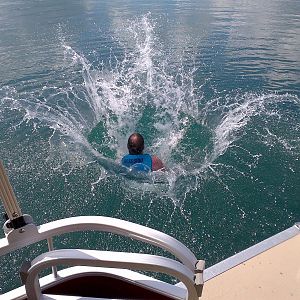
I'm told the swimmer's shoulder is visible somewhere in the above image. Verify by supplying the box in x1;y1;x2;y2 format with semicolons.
152;155;165;171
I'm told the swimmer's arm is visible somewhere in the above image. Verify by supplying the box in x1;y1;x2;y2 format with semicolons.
152;155;165;171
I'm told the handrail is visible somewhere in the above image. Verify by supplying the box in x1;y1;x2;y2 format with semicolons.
23;249;200;300
0;216;198;271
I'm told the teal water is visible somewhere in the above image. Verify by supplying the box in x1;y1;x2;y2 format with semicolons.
0;0;300;293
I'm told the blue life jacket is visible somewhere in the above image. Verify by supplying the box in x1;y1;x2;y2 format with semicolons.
121;154;152;172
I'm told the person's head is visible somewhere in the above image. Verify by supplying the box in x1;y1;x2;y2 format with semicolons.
127;133;144;155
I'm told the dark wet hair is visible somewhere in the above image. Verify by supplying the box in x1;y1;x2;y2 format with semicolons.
127;133;144;155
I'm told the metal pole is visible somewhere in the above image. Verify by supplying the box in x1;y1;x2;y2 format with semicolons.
0;160;22;220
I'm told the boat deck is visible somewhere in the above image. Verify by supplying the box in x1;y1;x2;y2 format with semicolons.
201;233;300;300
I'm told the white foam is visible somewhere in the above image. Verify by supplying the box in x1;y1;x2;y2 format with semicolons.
0;14;299;207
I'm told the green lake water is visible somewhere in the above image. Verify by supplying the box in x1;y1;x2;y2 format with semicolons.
0;0;299;293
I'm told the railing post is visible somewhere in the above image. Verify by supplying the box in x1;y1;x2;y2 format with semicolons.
194;260;205;298
47;237;58;278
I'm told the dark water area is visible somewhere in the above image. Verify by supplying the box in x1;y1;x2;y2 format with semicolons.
0;0;300;293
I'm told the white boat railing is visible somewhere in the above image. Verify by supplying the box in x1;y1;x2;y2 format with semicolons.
0;216;205;299
0;160;204;299
22;249;203;300
1;216;199;270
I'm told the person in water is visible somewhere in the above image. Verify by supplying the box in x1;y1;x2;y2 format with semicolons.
121;133;164;172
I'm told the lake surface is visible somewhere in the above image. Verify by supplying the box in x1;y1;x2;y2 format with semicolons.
0;0;299;293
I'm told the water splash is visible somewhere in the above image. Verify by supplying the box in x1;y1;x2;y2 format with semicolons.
0;14;299;208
